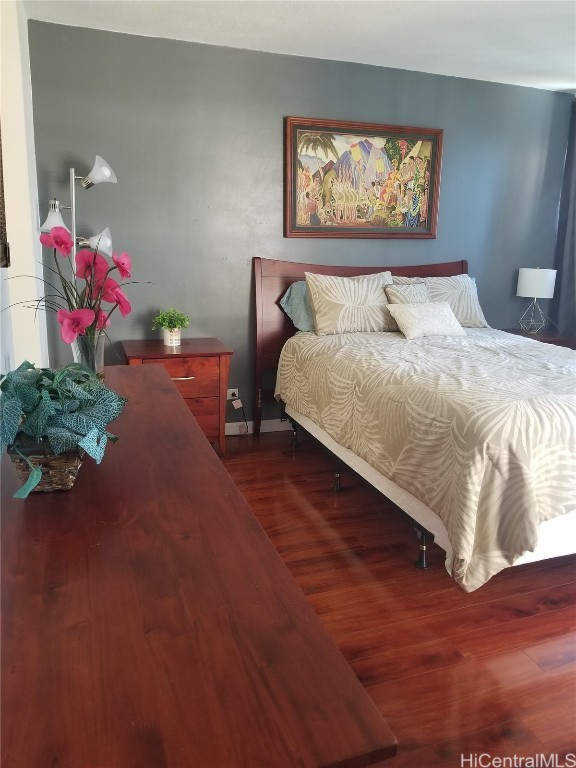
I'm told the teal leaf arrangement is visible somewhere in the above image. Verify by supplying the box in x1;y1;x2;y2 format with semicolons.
1;360;127;497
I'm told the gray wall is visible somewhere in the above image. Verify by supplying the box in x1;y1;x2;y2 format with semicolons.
28;22;573;421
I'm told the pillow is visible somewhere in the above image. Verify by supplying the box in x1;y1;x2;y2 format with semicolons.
305;271;394;335
279;280;315;331
392;275;477;286
388;302;466;339
423;274;488;328
392;275;426;285
385;283;430;304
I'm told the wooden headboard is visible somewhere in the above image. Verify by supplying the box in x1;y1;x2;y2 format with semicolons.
253;257;468;435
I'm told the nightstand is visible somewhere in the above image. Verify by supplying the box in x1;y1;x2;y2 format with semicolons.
121;338;233;456
500;329;576;350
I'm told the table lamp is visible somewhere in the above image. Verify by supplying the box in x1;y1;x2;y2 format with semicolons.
516;267;556;332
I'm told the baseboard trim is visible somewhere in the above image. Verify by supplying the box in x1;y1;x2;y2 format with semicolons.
225;418;292;436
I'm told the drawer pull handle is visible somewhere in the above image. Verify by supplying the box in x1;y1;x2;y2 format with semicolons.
172;376;196;381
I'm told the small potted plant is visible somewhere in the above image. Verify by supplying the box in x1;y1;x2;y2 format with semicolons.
0;360;127;498
151;308;190;347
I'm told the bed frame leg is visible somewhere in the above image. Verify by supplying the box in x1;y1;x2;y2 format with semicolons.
291;427;299;449
333;470;341;492
332;457;345;491
286;415;300;449
416;530;430;569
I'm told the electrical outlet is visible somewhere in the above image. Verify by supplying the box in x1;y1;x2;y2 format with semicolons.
227;388;239;401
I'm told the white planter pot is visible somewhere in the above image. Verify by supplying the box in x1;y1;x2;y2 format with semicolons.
163;328;182;347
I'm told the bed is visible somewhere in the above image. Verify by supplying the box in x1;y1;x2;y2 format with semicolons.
253;256;576;592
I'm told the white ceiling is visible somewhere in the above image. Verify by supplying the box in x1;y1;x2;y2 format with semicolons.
23;0;576;93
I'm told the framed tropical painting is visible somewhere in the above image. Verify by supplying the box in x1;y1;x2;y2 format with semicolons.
284;116;443;238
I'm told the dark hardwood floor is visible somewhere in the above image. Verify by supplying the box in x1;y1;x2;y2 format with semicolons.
224;431;576;767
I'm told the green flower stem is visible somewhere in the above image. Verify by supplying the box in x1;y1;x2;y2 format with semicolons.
52;249;76;311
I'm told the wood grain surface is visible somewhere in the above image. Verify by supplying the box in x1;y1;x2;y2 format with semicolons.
1;365;396;768
224;431;576;767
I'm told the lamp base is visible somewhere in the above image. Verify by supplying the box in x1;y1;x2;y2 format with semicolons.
519;299;547;333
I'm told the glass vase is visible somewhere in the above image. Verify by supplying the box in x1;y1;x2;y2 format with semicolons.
71;333;105;378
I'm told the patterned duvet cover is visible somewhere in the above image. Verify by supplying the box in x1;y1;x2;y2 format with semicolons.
275;328;576;591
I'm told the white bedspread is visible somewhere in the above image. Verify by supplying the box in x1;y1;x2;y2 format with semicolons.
275;329;576;591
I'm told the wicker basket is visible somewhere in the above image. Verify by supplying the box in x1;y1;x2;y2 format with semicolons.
8;437;84;493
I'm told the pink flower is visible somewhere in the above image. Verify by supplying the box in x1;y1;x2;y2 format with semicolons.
57;308;96;343
40;227;74;257
96;277;132;317
112;251;132;279
39;233;54;248
111;286;132;317
95;308;111;330
95;277;119;302
75;249;109;282
36;228;137;341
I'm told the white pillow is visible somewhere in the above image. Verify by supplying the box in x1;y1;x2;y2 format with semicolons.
382;283;431;332
305;271;394;335
388;302;466;339
423;275;488;327
385;283;430;304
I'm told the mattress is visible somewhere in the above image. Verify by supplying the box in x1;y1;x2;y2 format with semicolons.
275;328;576;591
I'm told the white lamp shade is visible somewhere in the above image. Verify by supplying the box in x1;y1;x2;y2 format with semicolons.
81;155;117;188
40;199;69;233
81;227;113;258
516;268;556;299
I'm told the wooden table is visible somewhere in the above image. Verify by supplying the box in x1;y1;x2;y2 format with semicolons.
122;338;232;456
1;365;396;768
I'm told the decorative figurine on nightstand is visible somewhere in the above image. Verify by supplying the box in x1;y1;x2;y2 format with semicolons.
152;308;190;347
516;267;556;333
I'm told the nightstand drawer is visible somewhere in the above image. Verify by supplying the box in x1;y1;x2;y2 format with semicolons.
121;338;232;456
185;397;219;438
143;356;219;397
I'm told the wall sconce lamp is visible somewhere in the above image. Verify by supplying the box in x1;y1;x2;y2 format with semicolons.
40;155;117;257
516;267;557;333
